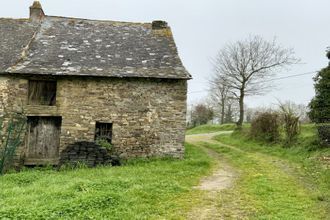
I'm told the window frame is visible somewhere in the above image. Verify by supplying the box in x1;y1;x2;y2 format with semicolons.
27;80;57;106
94;122;113;144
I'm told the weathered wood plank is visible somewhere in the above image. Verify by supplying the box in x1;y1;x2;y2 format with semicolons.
25;116;61;165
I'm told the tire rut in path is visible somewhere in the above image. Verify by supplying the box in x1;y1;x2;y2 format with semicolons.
186;132;237;219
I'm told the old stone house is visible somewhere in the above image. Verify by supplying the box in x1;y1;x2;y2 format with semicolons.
0;2;190;166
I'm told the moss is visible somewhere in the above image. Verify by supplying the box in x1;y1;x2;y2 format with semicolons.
152;28;173;38
0;18;29;22
31;1;42;9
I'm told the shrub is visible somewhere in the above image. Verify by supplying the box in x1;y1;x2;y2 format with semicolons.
316;123;330;146
96;138;113;151
279;102;301;145
250;111;280;142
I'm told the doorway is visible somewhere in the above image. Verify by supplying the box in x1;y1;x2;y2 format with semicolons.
25;116;62;165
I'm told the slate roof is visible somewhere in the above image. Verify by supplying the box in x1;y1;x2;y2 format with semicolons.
0;16;191;79
0;18;39;71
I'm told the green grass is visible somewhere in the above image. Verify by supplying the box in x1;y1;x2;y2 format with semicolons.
2;124;328;219
207;124;330;219
0;143;212;219
204;142;327;219
214;125;330;186
186;123;236;135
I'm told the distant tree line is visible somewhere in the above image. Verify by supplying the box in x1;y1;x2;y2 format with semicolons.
188;36;329;147
187;103;214;128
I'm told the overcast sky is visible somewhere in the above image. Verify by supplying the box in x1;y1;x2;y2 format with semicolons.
1;0;329;108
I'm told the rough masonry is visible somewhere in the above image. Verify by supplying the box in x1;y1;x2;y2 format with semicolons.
0;2;191;166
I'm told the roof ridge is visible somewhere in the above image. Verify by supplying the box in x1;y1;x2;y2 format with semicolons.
0;18;29;21
46;15;152;25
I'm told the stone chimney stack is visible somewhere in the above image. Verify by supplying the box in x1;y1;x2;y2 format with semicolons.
152;20;168;30
29;1;45;22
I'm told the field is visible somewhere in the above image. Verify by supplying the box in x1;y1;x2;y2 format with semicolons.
0;123;329;219
187;123;330;219
0;144;211;219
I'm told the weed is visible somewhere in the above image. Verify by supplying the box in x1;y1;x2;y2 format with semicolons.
0;143;212;219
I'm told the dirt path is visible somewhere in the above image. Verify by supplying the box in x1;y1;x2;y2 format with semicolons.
185;131;328;219
185;131;237;219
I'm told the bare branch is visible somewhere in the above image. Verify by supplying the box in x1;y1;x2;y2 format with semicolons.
210;35;299;127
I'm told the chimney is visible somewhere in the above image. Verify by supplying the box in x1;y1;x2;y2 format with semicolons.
29;1;45;22
152;20;168;30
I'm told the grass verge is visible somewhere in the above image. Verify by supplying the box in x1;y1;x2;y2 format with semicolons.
186;123;236;135
207;124;329;219
0;143;212;219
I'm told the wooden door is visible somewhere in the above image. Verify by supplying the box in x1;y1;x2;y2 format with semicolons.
25;116;61;165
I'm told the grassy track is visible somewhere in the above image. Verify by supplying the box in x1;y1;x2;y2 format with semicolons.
0;144;212;219
186;124;329;219
204;140;328;219
214;127;330;206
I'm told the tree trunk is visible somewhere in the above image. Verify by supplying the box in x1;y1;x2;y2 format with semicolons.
220;99;225;124
225;104;232;123
237;90;245;128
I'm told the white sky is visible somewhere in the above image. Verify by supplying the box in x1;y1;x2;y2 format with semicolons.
1;0;329;108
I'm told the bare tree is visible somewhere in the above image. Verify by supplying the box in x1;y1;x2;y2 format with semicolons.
190;103;214;127
212;35;299;128
209;74;241;124
209;77;230;124
277;101;310;123
224;99;236;123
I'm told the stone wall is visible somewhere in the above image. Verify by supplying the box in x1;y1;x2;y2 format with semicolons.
0;76;9;115
3;75;187;163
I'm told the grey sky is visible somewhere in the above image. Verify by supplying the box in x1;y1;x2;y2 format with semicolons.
1;0;329;108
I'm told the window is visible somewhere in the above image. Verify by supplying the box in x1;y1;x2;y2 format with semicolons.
28;80;56;106
95;122;113;144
